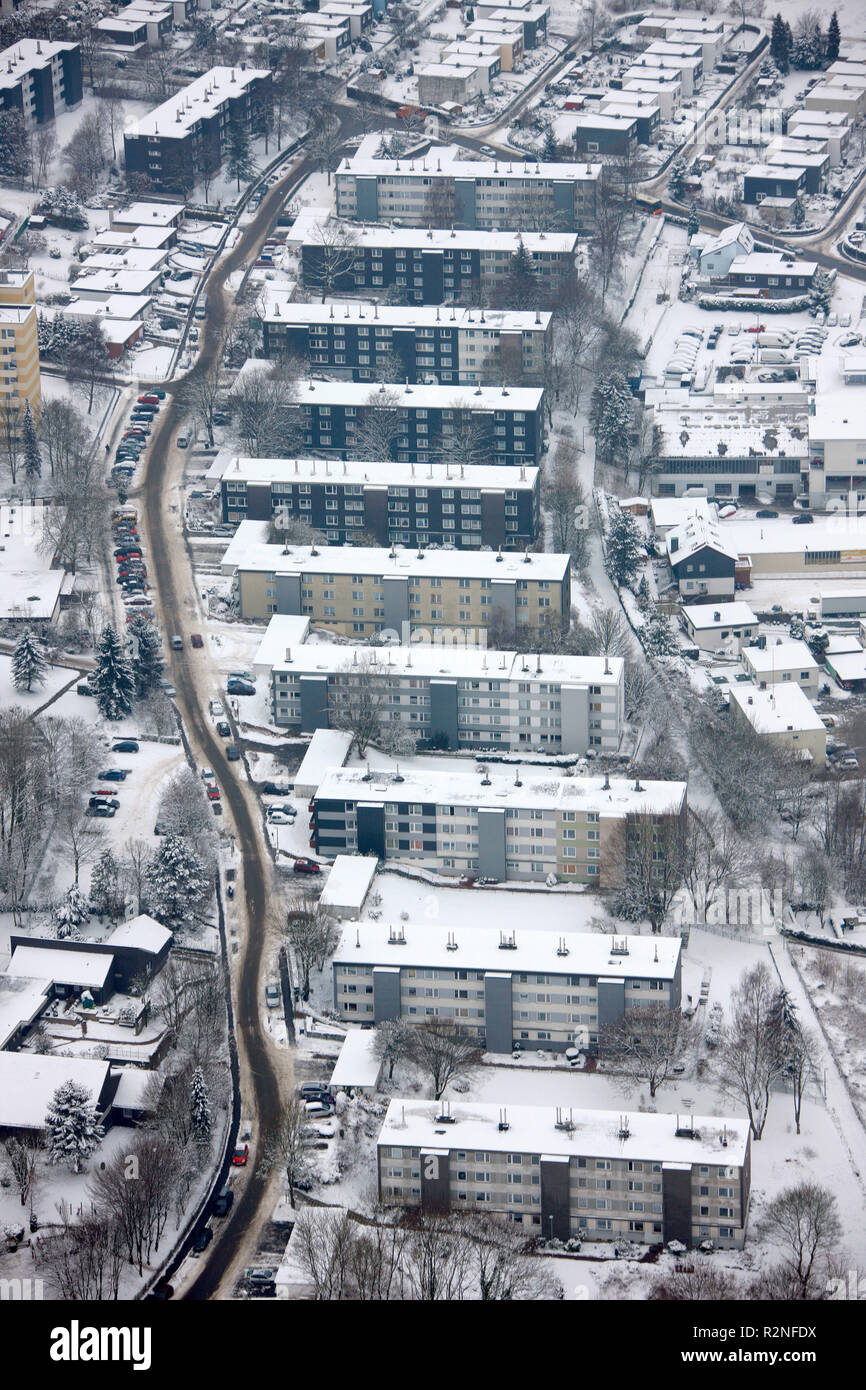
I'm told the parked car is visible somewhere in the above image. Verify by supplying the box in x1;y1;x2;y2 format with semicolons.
755;509;778;519
209;700;224;716
293;859;321;875
268;811;291;824
190;633;204;648
98;769;128;781
226;679;255;695
305;1100;334;1118
268;804;296;818
262;781;290;795
226;745;241;761
177;434;189;448
207;785;220;801
266;983;281;1008
138;394;160;405
89;796;119;810
89;803;116;818
793;514;814;525
112;740;139;753
170;635;183;650
232;1143;249;1166
190;1226;213;1254
216;721;231;737
212;1187;234;1217
245;1267;277;1296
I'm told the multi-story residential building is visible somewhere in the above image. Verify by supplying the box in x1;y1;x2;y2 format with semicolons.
123;66;272;192
260;296;552;385
0;39;82;124
377;1099;751;1247
480;0;549;49
333;921;680;1050
211;455;541;549
222;524;571;635
0;269;40;428
808;393;866;505
263;638;624;752
335;138;601;232
311;764;687;882
292;209;579;304
232;370;546;467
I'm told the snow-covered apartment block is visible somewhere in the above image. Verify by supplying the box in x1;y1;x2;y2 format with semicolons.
222;525;571;636
377;1099;750;1247
0;38;82;124
262;638;624;753
123;65;271;191
291;208;579;305
335;138;601;232
332;921;680;1051
260;295;551;386
311;764;687;882
210;455;541;550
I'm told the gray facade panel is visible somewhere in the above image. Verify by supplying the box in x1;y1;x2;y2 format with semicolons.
597;977;625;1030
420;1148;451;1209
490;579;516;629
357;802;386;858
429;679;459;749
383;576;409;632
275;573;302;615
540;1156;571;1240
372;966;402;1025
560;684;589;754
299;675;331;732
662;1164;693;1245
356;176;380;221
477;806;506;879
454;179;476;228
553;181;575;224
483;972;513;1053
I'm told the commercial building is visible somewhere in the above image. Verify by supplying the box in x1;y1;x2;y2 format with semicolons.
0;39;82;124
223;523;571;635
0;269;40;428
648;407;809;500
123;65;272;192
333;920;681;1050
210;454;541;549
335;137;600;232
292;209;579;304
260;295;552;386
376;1099;750;1248
263;639;624;753
234;368;546;467
312;763;687;882
729;684;827;766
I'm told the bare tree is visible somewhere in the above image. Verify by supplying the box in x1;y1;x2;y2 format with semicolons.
761;1183;841;1298
680;809;749;923
263;1092;311;1207
408;1020;482;1101
590;607;630;658
329;653;386;756
374;1016;415;1080
308;108;342;185
152;956;221;1048
35;1208;125;1301
601;1004;694;1098
157;766;213;843
304;219;359;301
610;808;688;933
122;837;151;914
281;891;340;1000
63;111;107;197
785;1024;818;1136
714;962;785;1140
31;123;56;188
176;349;223;446
402;1210;474;1301
88;1132;176;1275
354;388;404;462
66;318;114;413
591;168;629;304
542;436;589;568
465;1212;563;1300
649;1259;739;1300
3;1136;39;1209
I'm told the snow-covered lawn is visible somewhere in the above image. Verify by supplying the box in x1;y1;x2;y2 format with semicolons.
0;654;78;715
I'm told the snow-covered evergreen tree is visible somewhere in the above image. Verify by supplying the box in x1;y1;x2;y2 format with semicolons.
667;154;688;200
22;402;41;489
89;847;124;919
770;13;791;73
541;122;558;161
826;11;840;65
37;310;52;354
127;613;164;698
53;885;91;939
190;1066;212;1158
605;509;643;588
503;236;539;310
93;624;135;720
687;204;699;238
643;612;679;656
809;269;833;313
144;834;209;924
11;628;46;692
791;195;806;228
592;373;632;469
45;1080;104;1173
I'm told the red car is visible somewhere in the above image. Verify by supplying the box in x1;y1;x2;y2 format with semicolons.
232;1143;249;1167
746;324;766;334
138;394;159;404
293;858;321;875
207;785;220;801
190;633;204;648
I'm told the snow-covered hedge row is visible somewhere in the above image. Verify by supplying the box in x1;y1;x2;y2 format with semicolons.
697;293;810;312
781;927;866;956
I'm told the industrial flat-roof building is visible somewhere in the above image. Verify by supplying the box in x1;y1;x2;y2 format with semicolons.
209;454;541;550
377;1099;751;1248
262;637;623;753
335;137;600;232
223;523;571;636
312;763;687;883
333;920;681;1051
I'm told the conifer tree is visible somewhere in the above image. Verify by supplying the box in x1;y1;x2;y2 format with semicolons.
605;508;643;588
190;1066;212;1159
12;628;46;692
826;12;840;65
144;834;209;924
93;624;135;720
45;1081;104;1173
22;401;41;490
127;613;164;698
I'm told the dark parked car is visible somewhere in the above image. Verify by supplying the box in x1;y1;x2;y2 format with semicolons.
89;803;116;818
262;782;290;795
89;795;119;810
190;633;204;648
226;745;241;761
98;769;128;781
190;1226;213;1254
293;859;321;875
212;1187;234;1217
755;509;778;519
216;721;231;737
112;740;139;753
793;513;814;524
226;679;256;695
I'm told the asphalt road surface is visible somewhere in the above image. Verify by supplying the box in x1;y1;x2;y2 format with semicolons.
136;150;319;1299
